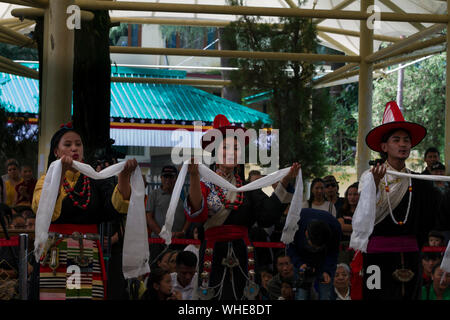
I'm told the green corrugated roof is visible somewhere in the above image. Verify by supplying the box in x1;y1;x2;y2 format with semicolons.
0;62;271;125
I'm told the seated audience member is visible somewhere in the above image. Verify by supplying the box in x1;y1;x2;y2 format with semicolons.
430;162;450;195
154;250;179;274
22;211;35;231
422;147;440;175
246;170;262;184
323;175;344;213
14;165;37;210
422;263;450;300
257;266;273;300
143;268;181;300
278;280;294;300
154;249;174;271
8;214;26;229
336;182;359;264
428;230;445;247
3;159;22;209
267;252;295;300
333;263;351;300
171;251;198;300
303;178;336;217
421;252;441;288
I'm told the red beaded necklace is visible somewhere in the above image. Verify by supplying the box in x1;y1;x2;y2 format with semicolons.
214;174;245;210
63;175;91;210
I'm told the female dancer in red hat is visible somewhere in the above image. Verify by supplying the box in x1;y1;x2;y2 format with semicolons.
185;114;300;300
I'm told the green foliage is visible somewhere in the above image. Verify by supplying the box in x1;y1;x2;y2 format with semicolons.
159;25;217;49
223;0;331;179
0;43;38;60
0;104;38;173
373;53;446;157
324;84;358;166
109;23;129;46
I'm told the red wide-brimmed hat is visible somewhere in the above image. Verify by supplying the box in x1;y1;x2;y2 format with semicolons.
201;114;248;150
365;101;426;152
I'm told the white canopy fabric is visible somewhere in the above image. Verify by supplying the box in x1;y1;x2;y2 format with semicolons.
0;0;447;56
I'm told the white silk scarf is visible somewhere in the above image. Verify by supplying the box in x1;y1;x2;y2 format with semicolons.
440;241;450;273
350;170;450;254
34;160;149;279
159;160;304;245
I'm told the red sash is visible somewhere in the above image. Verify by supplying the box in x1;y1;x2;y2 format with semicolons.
203;225;254;279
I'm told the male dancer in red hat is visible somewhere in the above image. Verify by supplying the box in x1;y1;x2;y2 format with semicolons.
359;101;447;300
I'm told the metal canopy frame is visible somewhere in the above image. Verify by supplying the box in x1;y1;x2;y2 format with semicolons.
0;0;448;177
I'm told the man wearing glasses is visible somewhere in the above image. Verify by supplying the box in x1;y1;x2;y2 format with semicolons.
146;166;190;265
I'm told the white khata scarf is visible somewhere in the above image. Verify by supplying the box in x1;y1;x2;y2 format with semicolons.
36;160;305;279
373;162;410;225
34;160;149;279
159;160;304;245
350;167;450;257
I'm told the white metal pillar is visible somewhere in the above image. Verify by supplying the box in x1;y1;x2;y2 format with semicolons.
37;0;74;177
356;0;374;179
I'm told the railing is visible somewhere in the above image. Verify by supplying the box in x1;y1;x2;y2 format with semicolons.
0;233;28;300
148;237;287;248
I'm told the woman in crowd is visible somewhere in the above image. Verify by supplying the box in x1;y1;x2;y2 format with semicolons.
257;266;273;300
303;178;336;217
3;159;22;209
14;164;36;216
143;268;181;300
156;249;176;271
278;280;294;300
336;182;359;239
422;263;450;300
32;122;137;300
333;263;351;300
420;252;442;288
336;182;359;263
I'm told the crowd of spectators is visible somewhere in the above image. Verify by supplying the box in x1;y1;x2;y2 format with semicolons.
1;144;449;300
0;159;37;299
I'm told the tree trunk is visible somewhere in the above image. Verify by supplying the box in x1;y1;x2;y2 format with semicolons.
72;11;112;165
397;64;404;110
34;12;112;166
218;28;241;103
34;18;44;124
